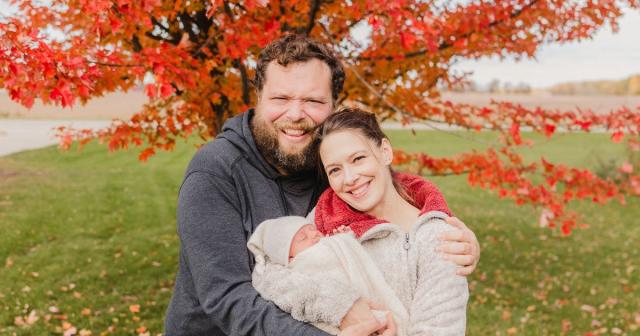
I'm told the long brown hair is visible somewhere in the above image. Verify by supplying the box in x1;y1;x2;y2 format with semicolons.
314;107;414;205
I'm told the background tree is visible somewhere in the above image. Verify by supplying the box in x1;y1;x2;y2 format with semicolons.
1;0;639;234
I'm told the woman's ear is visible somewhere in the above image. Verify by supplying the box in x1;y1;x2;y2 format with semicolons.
380;138;394;165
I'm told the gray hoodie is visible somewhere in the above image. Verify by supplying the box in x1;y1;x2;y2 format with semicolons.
164;110;354;335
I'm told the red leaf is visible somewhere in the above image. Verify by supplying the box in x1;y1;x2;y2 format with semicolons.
160;83;174;98
138;148;155;162
145;83;158;99
611;131;624;143
399;31;417;50
543;124;556;137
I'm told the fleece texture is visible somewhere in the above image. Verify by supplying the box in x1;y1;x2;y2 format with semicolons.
250;230;410;335
314;173;452;237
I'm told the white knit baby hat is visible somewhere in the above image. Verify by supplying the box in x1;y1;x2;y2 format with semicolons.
247;216;311;266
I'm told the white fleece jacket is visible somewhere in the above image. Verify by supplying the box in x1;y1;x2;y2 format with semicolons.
252;211;468;336
251;233;409;335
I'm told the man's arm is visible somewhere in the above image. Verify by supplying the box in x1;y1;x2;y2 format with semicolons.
177;171;331;335
438;217;481;276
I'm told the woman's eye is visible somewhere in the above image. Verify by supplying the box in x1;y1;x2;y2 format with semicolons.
354;155;365;162
328;168;339;175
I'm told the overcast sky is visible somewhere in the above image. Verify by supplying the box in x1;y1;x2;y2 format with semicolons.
1;2;638;88
454;7;640;88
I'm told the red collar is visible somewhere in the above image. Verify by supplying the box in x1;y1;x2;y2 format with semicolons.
315;173;452;237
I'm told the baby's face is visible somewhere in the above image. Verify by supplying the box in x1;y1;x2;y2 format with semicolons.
289;224;324;260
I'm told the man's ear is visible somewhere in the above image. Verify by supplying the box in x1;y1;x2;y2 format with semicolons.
380;138;394;165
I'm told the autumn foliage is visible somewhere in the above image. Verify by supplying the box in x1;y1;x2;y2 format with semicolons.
1;0;639;234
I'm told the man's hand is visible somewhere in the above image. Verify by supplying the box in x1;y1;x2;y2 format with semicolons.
438;217;481;276
338;311;397;336
340;298;378;330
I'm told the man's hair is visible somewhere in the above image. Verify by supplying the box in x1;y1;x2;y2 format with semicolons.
252;34;345;102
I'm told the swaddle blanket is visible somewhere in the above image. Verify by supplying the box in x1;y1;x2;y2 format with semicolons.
252;233;409;335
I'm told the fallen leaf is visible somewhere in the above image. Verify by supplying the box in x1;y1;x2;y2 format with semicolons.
81;308;91;316
561;319;572;332
79;329;92;336
506;327;518;335
129;304;140;313
63;326;77;336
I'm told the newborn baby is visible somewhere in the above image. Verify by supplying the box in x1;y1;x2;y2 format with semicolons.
247;216;408;336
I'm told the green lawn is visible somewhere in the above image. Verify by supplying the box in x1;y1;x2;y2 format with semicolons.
1;131;638;335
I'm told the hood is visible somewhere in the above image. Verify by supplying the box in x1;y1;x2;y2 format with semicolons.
218;109;281;180
218;110;325;215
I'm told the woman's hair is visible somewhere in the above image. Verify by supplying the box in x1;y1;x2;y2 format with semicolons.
314;107;414;205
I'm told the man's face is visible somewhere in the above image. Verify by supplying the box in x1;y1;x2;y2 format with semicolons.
252;59;333;175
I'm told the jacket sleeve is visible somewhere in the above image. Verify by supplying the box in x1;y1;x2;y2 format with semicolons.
177;171;332;336
252;261;360;327
409;219;469;336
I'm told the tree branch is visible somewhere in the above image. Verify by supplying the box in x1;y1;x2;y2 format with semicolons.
303;0;321;35
359;0;540;61
234;59;251;105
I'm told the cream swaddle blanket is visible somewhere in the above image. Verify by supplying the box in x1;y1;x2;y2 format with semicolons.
249;220;409;336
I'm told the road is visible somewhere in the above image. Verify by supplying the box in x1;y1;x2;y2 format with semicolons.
0;120;111;157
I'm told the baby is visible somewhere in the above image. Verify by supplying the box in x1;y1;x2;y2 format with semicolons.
247;216;408;336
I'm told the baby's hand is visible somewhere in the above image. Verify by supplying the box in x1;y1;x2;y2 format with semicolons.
332;225;352;235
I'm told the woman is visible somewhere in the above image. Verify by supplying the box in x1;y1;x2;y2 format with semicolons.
313;107;468;335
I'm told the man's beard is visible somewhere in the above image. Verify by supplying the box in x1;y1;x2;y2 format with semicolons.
251;114;318;175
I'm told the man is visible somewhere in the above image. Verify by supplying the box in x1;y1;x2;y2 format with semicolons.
164;34;480;336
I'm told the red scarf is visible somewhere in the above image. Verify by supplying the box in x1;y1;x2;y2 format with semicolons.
315;173;452;237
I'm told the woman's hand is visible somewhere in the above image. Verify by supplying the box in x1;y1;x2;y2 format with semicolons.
338;311;397;336
438;217;480;276
340;298;378;330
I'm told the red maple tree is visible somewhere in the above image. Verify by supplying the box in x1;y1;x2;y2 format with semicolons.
1;0;639;234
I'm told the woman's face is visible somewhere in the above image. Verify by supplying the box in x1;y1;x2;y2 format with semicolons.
319;130;394;215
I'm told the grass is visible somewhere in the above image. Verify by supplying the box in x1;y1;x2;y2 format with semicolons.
0;131;638;335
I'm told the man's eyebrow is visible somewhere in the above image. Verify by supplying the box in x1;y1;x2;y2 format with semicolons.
304;96;328;101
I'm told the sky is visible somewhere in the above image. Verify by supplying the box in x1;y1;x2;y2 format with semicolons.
1;1;639;88
453;7;640;88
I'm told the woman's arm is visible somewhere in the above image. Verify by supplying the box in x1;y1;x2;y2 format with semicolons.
409;219;469;336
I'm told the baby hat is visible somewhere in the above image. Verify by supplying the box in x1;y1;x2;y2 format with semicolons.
247;216;311;266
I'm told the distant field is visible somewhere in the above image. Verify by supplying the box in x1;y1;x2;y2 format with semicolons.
1;131;638;335
441;92;640;114
2;90;639;120
0;90;147;120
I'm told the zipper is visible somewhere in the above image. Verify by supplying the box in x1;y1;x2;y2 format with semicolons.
403;232;410;250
